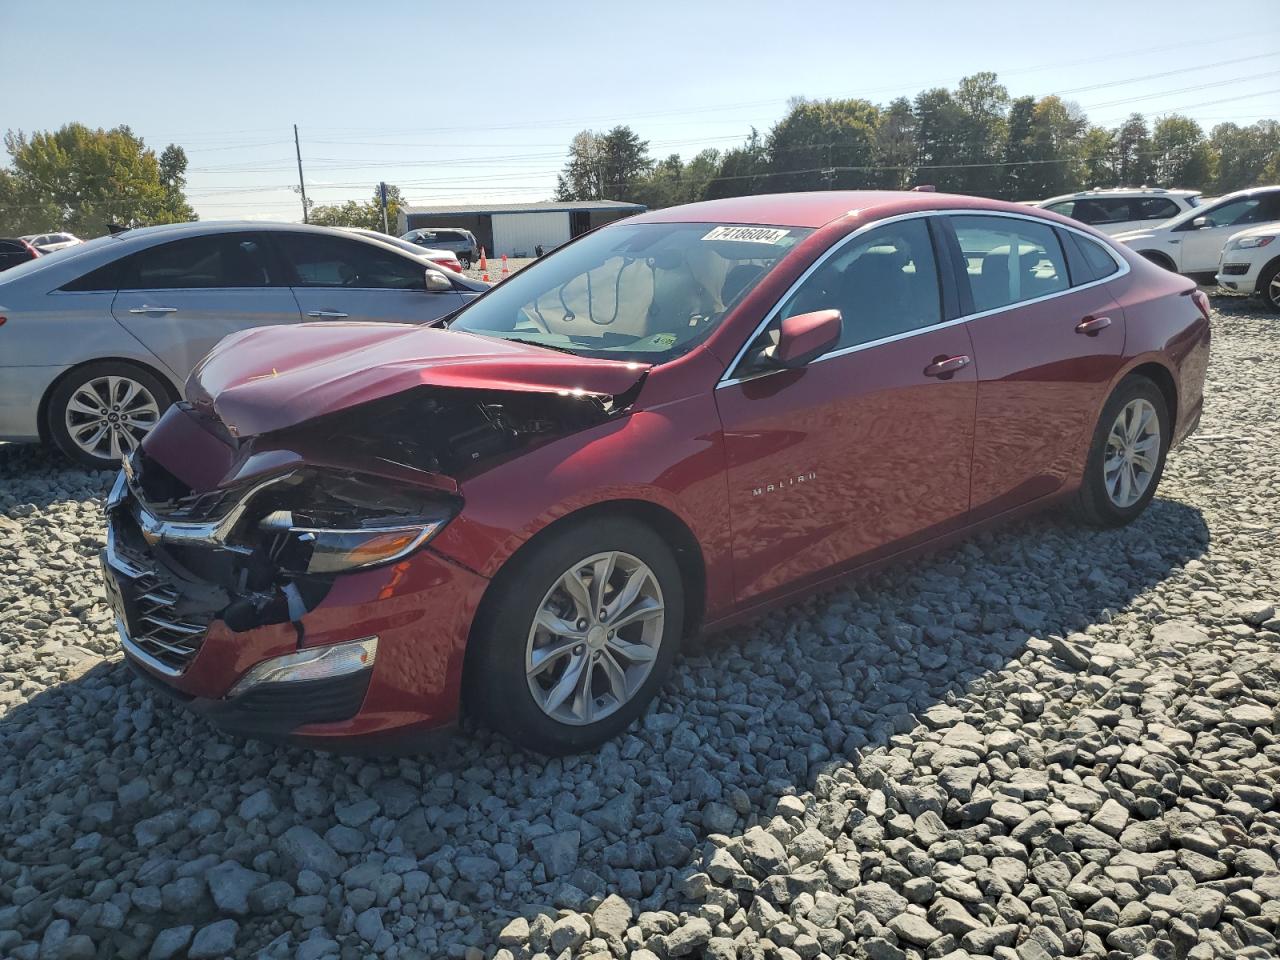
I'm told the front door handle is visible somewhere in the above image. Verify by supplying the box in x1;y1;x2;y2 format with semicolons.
1075;315;1112;335
305;310;349;318
923;355;971;378
127;305;178;314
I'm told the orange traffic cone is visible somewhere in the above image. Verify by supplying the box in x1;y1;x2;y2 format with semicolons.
482;271;491;282
478;248;488;273
500;254;509;278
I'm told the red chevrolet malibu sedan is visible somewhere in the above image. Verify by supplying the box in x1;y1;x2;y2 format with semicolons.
100;191;1210;754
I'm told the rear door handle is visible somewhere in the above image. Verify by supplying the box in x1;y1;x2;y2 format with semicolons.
305;310;349;318
1075;315;1112;335
127;305;177;314
923;355;971;378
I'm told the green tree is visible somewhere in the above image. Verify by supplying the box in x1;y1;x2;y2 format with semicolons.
1209;120;1279;193
0;123;196;236
555;126;652;201
761;97;881;191
1002;96;1039;200
871;97;918;189
949;72;1009;195
1079;125;1117;187
308;183;404;232
912;87;967;192
1113;114;1155;186
702;129;766;200
1151;115;1213;189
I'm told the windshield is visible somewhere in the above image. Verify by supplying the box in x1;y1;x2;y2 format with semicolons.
448;221;810;363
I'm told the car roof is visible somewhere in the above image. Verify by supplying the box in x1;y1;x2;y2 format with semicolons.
1042;187;1200;203
630;190;1064;229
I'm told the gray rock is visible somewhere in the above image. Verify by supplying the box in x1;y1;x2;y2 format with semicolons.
532;830;580;879
277;826;344;877
148;926;193;960
206;860;267;915
188;919;238;959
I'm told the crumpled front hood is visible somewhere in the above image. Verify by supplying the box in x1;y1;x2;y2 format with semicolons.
186;322;649;438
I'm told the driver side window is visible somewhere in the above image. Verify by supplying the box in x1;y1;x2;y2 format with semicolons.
779;218;943;351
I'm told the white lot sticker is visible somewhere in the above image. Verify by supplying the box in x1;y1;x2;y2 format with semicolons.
702;225;791;244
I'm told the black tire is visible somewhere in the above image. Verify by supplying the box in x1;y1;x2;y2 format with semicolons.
1259;260;1280;313
46;361;174;469
1073;376;1170;528
465;516;684;755
459;256;472;270
1138;250;1177;272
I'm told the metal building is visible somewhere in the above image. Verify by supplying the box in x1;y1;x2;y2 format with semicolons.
397;199;646;258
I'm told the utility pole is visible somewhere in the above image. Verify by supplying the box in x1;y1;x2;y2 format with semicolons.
294;124;309;223
379;181;389;233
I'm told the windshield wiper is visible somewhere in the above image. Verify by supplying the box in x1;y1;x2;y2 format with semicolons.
500;336;586;356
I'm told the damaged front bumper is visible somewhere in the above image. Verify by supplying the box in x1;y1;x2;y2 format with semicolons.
102;463;489;751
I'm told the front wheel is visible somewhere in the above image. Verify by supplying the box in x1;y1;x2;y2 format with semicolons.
1258;261;1280;313
465;516;684;754
1073;376;1170;527
47;362;172;469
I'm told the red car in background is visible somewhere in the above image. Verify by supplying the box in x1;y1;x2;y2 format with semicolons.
100;191;1210;754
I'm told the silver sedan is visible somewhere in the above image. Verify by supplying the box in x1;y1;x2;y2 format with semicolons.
0;221;488;467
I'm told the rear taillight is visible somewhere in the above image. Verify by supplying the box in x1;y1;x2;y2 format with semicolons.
1191;289;1211;322
22;240;40;259
0;317;7;328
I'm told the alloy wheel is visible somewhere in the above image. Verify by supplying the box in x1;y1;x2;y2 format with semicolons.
1103;397;1160;508
63;375;161;461
525;550;665;726
1267;271;1280;310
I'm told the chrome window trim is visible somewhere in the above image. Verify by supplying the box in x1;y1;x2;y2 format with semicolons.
717;208;1130;389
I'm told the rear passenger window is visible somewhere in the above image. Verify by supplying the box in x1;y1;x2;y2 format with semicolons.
1044;201;1075;217
951;216;1069;313
1070;234;1120;281
777;218;942;350
1134;198;1180;221
1072;198;1132;226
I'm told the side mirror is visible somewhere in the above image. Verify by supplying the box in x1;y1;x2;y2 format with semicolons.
774;309;842;368
425;269;453;292
1192;216;1208;230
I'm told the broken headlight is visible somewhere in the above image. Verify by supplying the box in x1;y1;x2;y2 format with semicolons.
256;473;458;575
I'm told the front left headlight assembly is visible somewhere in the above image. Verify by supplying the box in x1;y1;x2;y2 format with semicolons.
255;472;459;576
1230;235;1274;250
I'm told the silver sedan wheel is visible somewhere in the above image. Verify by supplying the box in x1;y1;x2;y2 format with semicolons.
1104;398;1160;508
64;375;161;461
525;550;665;726
1268;271;1280;309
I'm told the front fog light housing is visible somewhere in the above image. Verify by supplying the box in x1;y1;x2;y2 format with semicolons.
228;636;378;697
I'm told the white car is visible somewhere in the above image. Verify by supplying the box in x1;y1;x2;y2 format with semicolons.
1114;186;1280;282
21;231;82;254
1216;224;1280;311
1037;188;1200;237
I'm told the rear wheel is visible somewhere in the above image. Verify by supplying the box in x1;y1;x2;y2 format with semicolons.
47;361;172;469
466;516;684;754
1073;376;1169;527
1259;261;1280;313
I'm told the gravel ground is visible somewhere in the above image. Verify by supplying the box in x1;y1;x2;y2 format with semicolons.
1;301;1277;960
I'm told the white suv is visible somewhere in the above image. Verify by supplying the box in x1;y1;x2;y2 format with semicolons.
1216;224;1280;311
1114;186;1280;282
1037;188;1200;236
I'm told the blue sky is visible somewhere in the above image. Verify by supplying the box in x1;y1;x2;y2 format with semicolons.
3;0;1277;221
